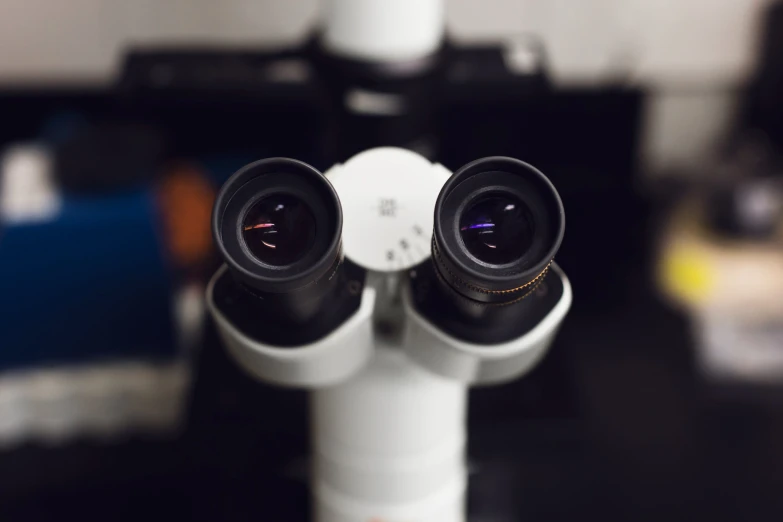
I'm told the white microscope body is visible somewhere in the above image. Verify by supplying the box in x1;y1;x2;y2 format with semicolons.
207;148;571;522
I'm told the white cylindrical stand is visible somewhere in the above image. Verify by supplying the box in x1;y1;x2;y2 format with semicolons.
322;0;445;62
312;346;467;522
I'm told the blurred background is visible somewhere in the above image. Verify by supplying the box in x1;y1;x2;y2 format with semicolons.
1;0;782;520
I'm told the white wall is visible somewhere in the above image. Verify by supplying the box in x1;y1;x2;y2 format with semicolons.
451;0;769;88
0;0;317;83
0;0;770;86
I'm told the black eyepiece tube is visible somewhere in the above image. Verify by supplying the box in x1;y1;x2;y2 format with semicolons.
212;158;344;324
409;157;565;344
433;156;565;305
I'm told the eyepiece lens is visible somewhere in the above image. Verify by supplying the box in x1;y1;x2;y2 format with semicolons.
459;194;534;265
242;194;316;266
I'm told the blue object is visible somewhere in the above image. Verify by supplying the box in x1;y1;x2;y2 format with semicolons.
0;187;176;371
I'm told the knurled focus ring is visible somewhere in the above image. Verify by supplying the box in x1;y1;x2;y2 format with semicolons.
432;237;551;302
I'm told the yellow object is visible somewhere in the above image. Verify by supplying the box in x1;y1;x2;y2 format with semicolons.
661;245;714;306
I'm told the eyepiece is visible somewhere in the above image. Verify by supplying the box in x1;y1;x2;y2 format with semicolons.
433;157;564;304
212;158;343;322
459;193;535;265
241;193;317;266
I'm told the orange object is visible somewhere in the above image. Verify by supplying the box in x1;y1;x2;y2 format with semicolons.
156;163;215;271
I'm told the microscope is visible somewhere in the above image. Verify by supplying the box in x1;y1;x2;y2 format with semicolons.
207;148;570;522
204;1;569;521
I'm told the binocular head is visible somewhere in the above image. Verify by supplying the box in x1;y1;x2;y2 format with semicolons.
208;149;570;386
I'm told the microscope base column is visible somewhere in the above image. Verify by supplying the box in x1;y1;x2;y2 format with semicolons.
312;346;468;522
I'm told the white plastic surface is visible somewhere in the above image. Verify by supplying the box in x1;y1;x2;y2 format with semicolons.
0;360;189;447
403;263;572;384
313;346;467;521
207;265;376;388
326;147;451;273
322;0;445;62
1;144;60;223
316;474;466;522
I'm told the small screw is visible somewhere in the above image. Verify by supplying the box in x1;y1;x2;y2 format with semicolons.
348;280;361;295
535;283;548;297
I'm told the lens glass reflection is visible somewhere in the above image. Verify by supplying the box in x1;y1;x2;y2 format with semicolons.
242;194;316;266
459;194;534;265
